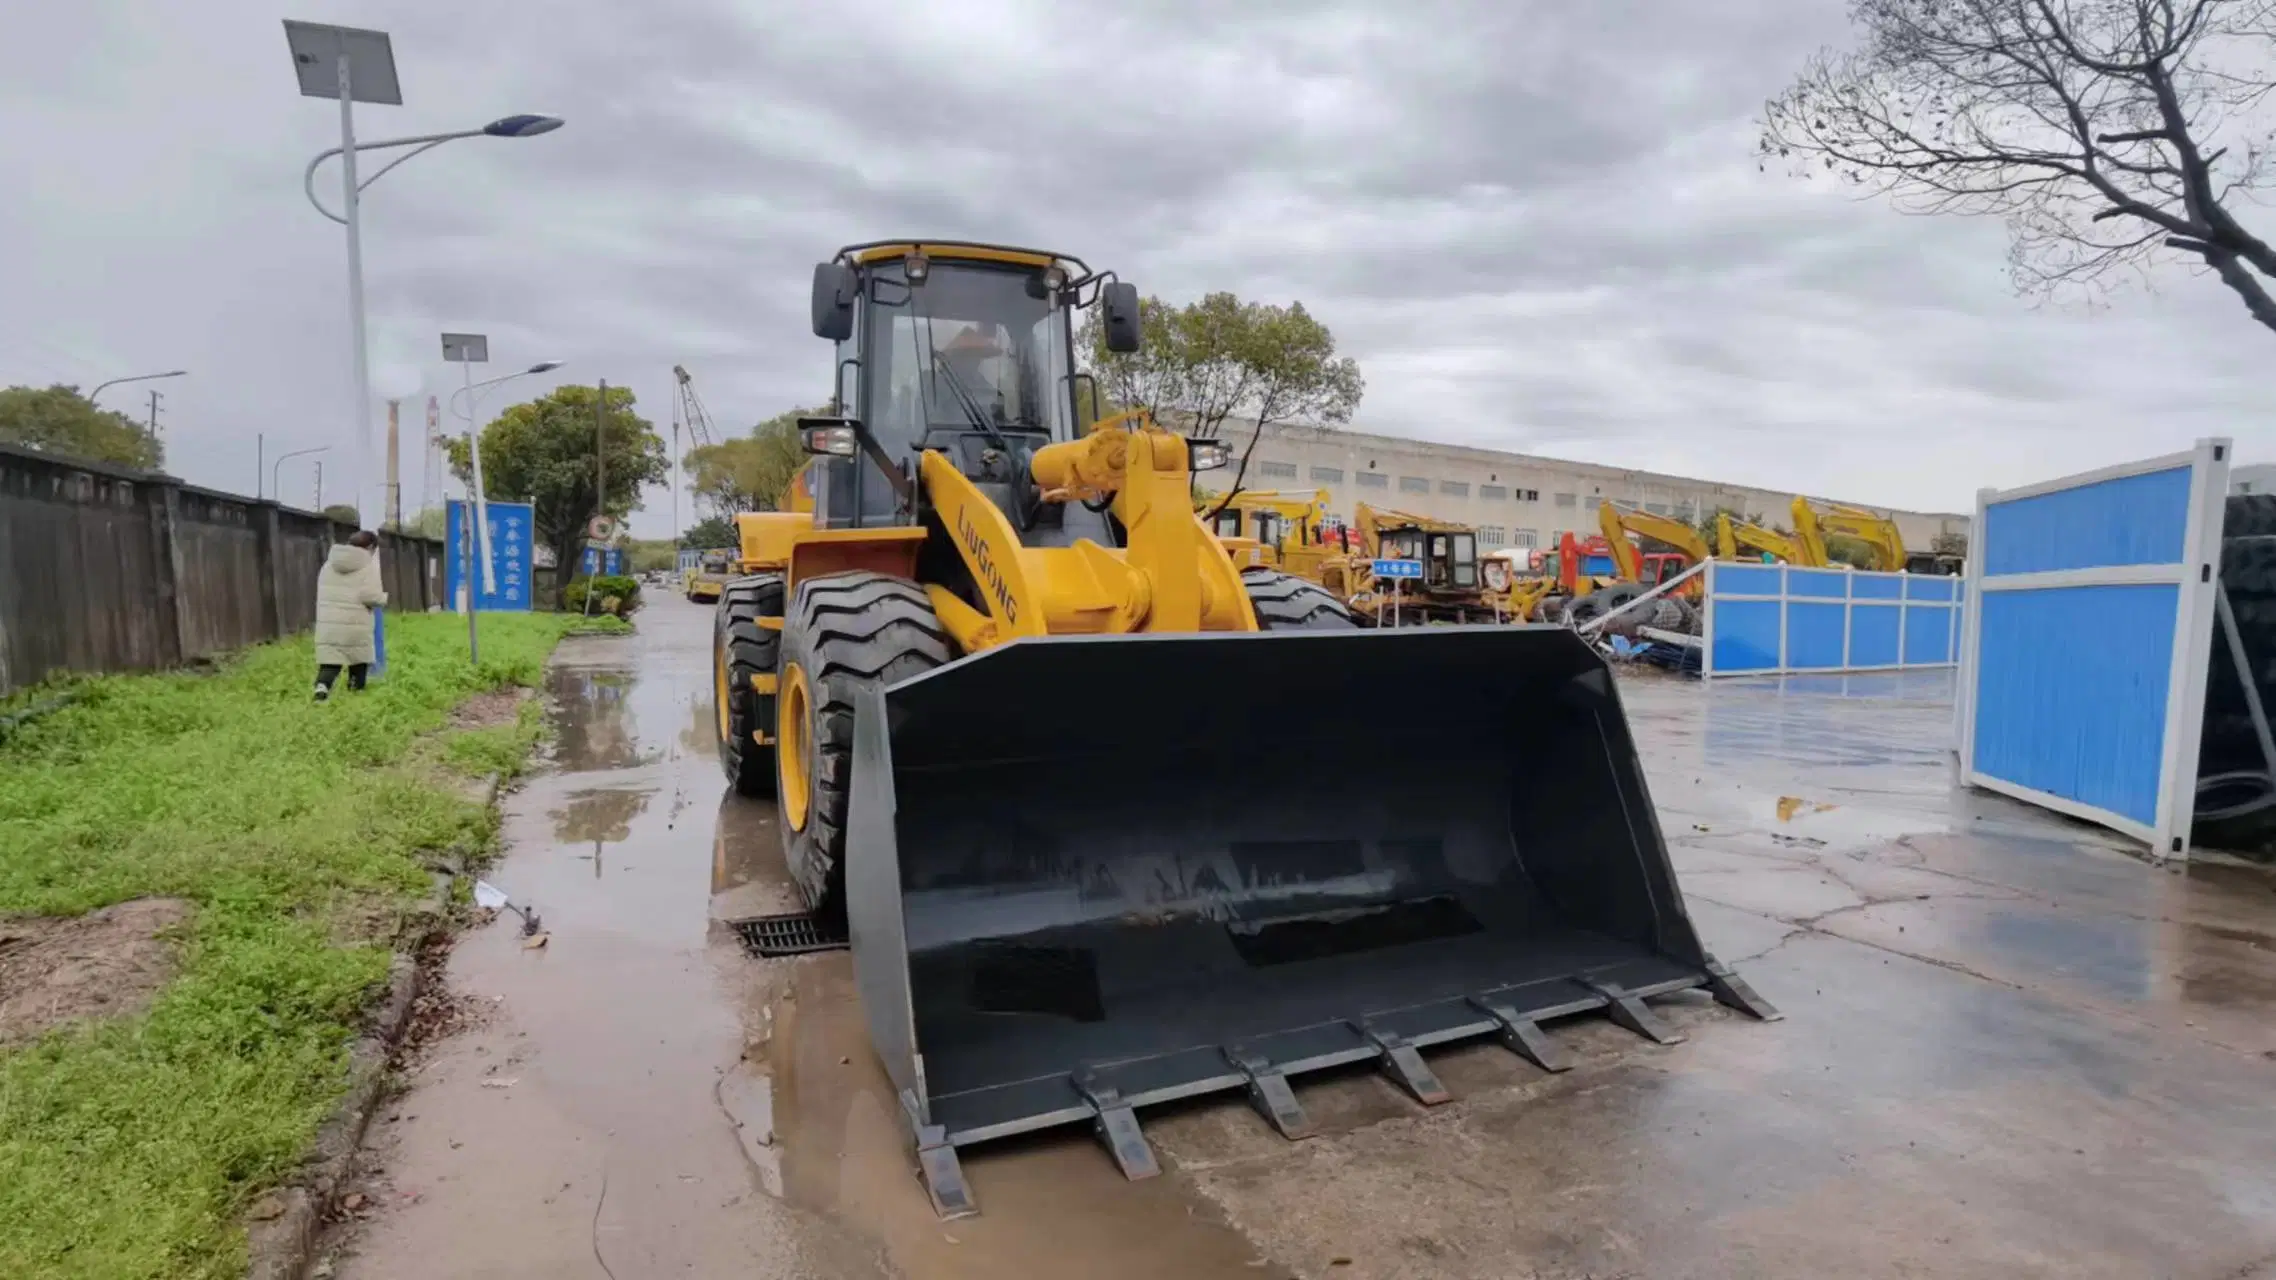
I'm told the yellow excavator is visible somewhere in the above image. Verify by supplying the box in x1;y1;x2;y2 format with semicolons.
708;238;1774;1216
1199;487;1350;584
1597;502;1707;598
1715;512;1798;563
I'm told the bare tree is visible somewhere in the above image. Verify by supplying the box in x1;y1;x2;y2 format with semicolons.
1761;0;2276;334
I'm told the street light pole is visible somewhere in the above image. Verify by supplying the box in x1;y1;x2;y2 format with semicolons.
335;52;374;526
272;445;330;506
85;369;187;407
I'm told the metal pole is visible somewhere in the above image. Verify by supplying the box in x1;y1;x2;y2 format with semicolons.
463;501;480;664
466;361;495;594
256;432;264;499
587;380;606;617
315;459;324;510
147;389;160;451
337;54;375;531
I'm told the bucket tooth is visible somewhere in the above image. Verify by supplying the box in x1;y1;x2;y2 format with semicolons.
1227;1048;1313;1140
913;1125;976;1220
1705;956;1783;1021
1359;1024;1450;1105
1469;997;1575;1073
1584;980;1685;1045
1076;1074;1160;1181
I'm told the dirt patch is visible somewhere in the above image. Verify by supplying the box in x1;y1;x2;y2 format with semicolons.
448;688;529;730
0;897;192;1044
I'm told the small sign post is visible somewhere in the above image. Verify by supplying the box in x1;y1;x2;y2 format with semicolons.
1372;557;1422;628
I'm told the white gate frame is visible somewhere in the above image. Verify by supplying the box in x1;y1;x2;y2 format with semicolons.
1955;439;2229;859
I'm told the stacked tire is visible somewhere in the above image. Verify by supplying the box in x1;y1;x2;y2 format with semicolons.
2196;498;2276;853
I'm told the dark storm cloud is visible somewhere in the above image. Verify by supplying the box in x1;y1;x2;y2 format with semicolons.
3;0;2270;528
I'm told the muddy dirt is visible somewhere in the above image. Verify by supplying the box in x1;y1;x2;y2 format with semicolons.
446;688;528;730
0;897;191;1044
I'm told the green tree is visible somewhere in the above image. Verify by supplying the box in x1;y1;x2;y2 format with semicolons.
679;515;738;549
687;406;819;515
1760;0;2276;335
1078;293;1363;515
322;504;362;527
447;384;666;595
0;384;164;469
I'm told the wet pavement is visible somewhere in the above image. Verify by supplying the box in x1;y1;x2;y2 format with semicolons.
329;607;2276;1279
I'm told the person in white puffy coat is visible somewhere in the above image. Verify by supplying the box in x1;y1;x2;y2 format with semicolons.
313;530;387;702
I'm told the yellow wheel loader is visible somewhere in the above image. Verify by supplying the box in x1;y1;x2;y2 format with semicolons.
711;238;1776;1217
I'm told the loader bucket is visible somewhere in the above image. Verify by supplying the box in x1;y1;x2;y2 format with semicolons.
842;625;1775;1215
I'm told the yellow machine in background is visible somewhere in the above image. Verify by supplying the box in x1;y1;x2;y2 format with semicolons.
683;548;734;602
1715;512;1799;563
1791;497;1905;571
1341;503;1513;624
1596;502;1706;598
705;237;1772;1217
1200;487;1346;582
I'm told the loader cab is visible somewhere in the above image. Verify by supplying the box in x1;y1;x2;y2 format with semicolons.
805;242;1133;538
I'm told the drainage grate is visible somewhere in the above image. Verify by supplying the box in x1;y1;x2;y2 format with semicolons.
731;911;848;957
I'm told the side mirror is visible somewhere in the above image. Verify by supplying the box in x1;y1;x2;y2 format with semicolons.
797;416;861;457
1101;281;1142;353
811;263;857;342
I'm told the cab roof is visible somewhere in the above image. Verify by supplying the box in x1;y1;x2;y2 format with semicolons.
836;239;1090;277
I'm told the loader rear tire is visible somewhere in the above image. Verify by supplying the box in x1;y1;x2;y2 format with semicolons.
776;572;954;913
1243;568;1355;630
715;575;784;797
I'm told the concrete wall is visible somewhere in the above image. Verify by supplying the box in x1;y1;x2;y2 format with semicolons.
1216;421;1972;552
0;442;444;696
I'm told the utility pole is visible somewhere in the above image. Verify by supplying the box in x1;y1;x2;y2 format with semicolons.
315;459;324;511
147;389;163;457
384;398;402;529
256;433;264;499
588;379;607;616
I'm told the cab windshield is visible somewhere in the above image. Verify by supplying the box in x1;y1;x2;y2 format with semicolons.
862;259;1076;453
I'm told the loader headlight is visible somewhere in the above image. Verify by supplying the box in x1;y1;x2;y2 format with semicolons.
800;423;859;457
1188;439;1230;472
903;251;930;284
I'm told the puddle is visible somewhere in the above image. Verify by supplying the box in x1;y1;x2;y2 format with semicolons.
756;957;1288;1279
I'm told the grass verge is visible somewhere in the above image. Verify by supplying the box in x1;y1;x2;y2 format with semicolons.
0;612;577;1279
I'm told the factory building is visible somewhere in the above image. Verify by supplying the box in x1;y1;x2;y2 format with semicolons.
1216;421;1971;552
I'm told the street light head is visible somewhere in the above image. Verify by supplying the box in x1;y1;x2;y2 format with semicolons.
484;114;564;138
161;369;189;378
526;360;564;374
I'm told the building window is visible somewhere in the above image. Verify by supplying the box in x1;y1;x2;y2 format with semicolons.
1676;500;1697;521
1518;489;1540;502
1310;466;1343;484
1644;502;1670;516
1357;472;1389;489
1257;460;1299;479
1399;476;1430;493
1554;492;1576;508
1479;484;1508;501
1615;496;1639;509
1513;529;1539;548
1440;480;1469;497
1480;525;1505;547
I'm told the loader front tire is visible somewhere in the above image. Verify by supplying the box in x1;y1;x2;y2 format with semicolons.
776;573;953;913
715;575;785;797
1243;568;1355;630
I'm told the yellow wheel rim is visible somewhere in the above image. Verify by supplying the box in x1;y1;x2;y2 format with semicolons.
778;662;813;832
714;637;732;743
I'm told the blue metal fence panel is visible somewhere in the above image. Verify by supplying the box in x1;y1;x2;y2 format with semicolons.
1711;600;1781;672
1786;602;1846;668
1702;561;1963;679
1972;585;2177;827
1957;442;2227;858
1982;466;2192;576
1851;605;1901;666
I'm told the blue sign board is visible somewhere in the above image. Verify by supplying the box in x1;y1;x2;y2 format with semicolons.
444;499;535;612
1372;557;1424;580
580;545;625;577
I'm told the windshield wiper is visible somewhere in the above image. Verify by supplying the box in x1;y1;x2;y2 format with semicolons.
929;350;1012;455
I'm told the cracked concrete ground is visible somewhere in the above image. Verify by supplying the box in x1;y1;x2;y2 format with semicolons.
323;612;2276;1280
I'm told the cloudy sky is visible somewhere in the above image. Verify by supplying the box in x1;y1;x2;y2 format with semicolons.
3;0;2270;534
